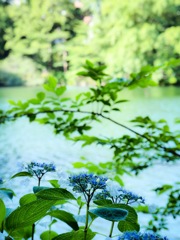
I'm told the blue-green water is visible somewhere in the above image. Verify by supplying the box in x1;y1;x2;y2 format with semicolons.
0;86;180;239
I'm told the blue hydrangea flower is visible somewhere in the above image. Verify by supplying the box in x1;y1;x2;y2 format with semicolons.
118;231;169;240
69;173;108;202
95;180;145;205
118;188;145;204
26;162;56;178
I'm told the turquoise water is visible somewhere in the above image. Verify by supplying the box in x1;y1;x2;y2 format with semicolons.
0;86;180;239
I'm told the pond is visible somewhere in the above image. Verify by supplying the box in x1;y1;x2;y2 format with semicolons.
0;86;180;239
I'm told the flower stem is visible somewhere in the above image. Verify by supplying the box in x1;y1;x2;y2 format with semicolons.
32;223;35;240
84;201;90;240
109;221;115;238
38;177;41;187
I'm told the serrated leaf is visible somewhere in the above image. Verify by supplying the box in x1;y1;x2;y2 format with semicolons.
11;171;32;179
36;188;76;200
19;193;37;206
89;207;127;221
48;210;79;230
5;199;56;232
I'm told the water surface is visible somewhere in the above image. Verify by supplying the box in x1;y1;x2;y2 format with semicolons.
0;86;180;239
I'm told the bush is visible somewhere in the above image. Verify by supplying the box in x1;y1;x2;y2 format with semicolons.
0;70;23;86
0;54;44;86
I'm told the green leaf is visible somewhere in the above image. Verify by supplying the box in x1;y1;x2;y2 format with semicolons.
47;112;56;119
33;186;50;193
43;84;52;91
29;98;40;105
40;230;58;240
0;188;15;199
28;114;36;122
48;75;57;89
52;229;96;240
164;58;180;68
53;231;74;240
8;100;17;106
7;226;33;238
0;199;6;231
37;92;45;101
5;199;56;232
135;205;149;213
89;207;128;221
73;162;86;168
114;175;124;186
19;193;37;206
76;196;85;208
11;171;33;179
56;86;66;96
85;60;94;68
93;199;113;206
118;219;140;232
48;210;79;230
100;203;138;226
36;188;76;200
108;204;140;232
48;180;60;188
154;184;173;195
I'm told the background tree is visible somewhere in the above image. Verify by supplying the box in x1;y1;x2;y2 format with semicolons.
0;0;180;86
69;0;180;85
0;0;11;59
4;0;85;79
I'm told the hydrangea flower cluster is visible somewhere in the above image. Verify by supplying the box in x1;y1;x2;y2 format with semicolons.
95;180;145;205
118;231;169;240
117;188;145;204
26;161;56;178
69;173;108;202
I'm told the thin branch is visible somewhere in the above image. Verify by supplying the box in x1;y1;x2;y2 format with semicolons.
1;107;180;157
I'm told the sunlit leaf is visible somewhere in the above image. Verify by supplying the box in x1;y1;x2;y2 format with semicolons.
5;199;56;232
36;188;76;200
11;172;32;179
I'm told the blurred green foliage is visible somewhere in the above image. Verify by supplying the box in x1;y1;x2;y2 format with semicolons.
0;54;43;86
70;0;180;85
0;0;179;86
